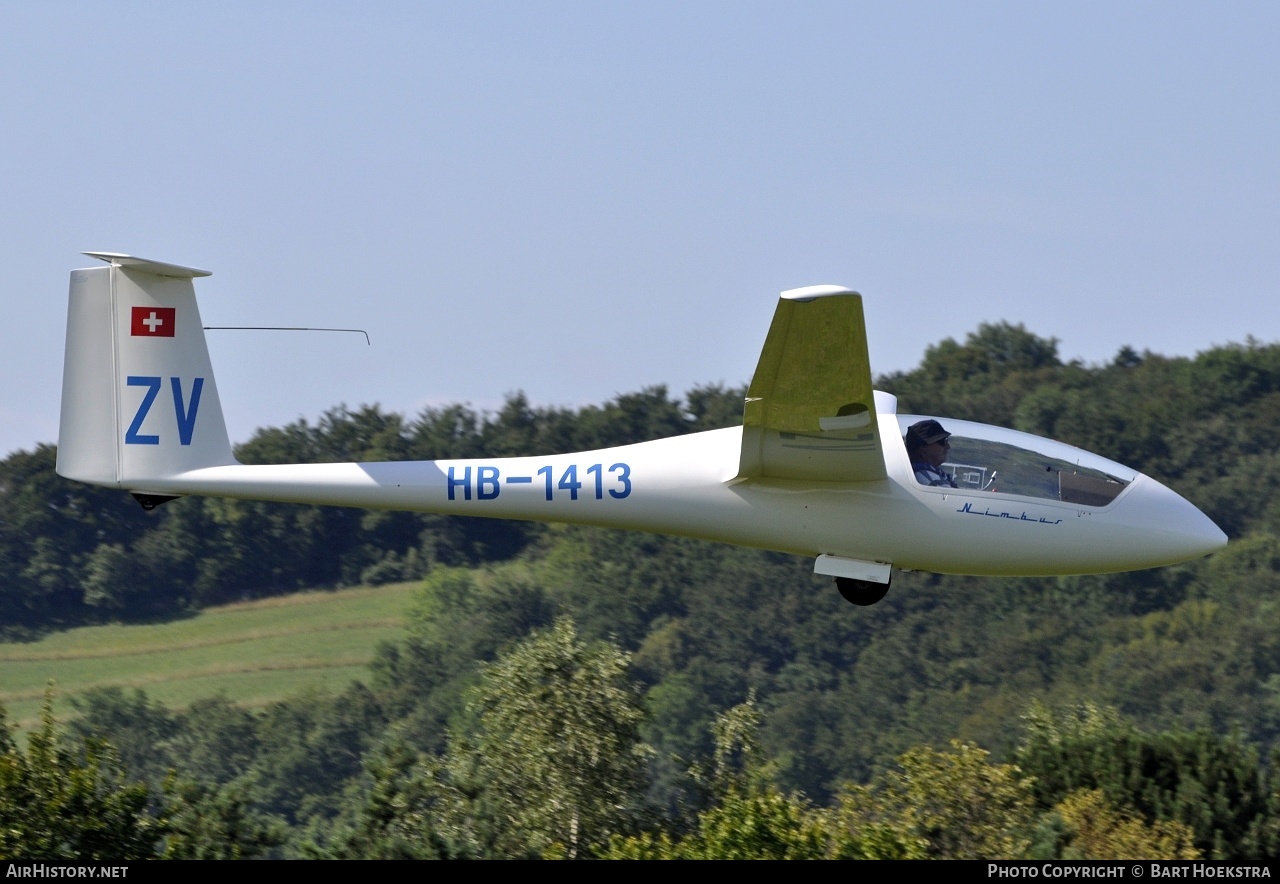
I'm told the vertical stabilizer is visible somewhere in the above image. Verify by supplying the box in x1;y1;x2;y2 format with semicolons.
57;253;236;489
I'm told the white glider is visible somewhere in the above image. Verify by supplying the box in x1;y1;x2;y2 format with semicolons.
56;253;1226;605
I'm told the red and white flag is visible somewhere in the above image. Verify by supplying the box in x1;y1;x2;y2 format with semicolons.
131;306;176;337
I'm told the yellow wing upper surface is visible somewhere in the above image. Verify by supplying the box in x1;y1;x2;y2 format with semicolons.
738;287;887;482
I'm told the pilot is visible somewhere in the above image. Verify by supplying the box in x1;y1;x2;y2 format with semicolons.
905;419;958;487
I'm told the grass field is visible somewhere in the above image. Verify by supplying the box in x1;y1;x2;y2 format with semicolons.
0;582;420;730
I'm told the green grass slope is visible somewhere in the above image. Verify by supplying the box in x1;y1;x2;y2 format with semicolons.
0;582;418;729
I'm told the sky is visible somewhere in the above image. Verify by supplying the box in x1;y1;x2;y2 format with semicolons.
2;2;1276;458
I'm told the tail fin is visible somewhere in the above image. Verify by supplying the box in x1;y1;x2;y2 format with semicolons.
57;253;236;491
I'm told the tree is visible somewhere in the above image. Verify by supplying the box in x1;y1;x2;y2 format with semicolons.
0;696;160;860
1015;703;1277;860
63;688;286;859
601;697;832;860
878;322;1062;425
320;736;473;859
832;740;1037;859
1036;789;1199;860
602;787;831;860
337;620;650;859
170;695;262;786
159;778;285;860
249;683;386;825
68;686;180;788
457;618;649;858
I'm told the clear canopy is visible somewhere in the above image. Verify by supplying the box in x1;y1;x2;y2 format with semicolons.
896;415;1137;507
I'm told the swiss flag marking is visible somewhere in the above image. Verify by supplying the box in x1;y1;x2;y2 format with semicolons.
131;306;176;337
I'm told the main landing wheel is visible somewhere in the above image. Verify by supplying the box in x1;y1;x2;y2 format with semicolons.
835;576;890;606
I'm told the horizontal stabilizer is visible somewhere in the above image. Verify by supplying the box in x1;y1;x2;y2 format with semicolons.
83;252;212;279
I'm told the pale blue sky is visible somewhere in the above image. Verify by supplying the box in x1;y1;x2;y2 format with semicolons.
3;2;1276;457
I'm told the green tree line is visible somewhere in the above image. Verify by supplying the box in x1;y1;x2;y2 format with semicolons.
3;322;1280;857
6;622;1277;859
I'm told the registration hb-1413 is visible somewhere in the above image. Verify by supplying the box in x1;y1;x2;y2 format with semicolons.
446;463;632;502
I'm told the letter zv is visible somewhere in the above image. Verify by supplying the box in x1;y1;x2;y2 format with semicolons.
125;376;204;445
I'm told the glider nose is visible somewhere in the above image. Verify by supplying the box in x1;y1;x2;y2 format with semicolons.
1119;475;1228;565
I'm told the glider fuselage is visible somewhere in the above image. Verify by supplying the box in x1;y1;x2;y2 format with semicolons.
132;420;1222;577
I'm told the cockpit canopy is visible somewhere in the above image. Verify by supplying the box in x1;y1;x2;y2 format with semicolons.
896;415;1136;507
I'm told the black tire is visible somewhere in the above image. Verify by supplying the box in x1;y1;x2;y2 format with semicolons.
835;576;890;606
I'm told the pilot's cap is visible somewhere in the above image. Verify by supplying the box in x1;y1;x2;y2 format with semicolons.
905;419;951;448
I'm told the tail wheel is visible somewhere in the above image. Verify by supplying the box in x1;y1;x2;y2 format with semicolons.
835;576;890;606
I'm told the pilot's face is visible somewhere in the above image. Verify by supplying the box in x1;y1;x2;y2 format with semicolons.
920;439;950;468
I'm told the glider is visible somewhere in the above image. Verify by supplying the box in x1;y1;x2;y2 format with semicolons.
56;253;1226;605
